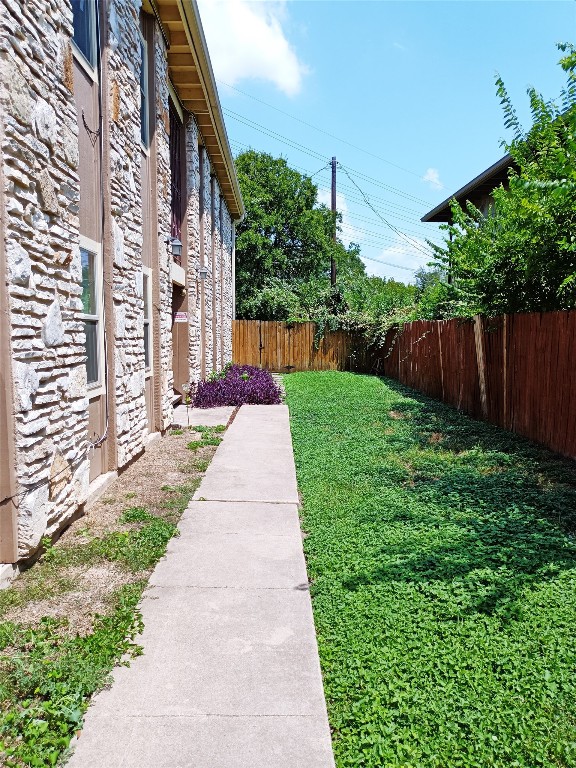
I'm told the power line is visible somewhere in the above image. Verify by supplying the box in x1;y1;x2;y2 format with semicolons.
218;78;427;180
338;163;433;259
229;137;430;217
224;109;327;162
224;108;434;206
228;139;442;248
361;254;418;273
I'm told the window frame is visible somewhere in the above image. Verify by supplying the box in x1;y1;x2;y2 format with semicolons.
142;267;153;377
139;27;150;149
71;0;99;77
79;236;105;398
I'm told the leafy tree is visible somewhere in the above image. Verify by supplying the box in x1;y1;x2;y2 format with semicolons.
235;150;339;317
234;149;417;340
427;43;576;318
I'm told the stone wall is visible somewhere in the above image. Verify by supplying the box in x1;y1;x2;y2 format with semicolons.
107;0;148;468
0;0;89;557
185;116;202;385
185;134;234;382
152;22;173;429
0;0;235;563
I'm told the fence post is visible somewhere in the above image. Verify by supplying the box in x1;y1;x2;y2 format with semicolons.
474;315;488;419
502;314;508;430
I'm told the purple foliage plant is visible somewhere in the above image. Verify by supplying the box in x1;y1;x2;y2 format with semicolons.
192;364;282;408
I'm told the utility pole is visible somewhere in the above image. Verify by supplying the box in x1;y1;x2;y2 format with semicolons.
330;156;337;286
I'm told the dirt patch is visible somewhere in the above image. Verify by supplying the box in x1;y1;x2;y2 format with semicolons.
389;410;409;420
0;426;223;638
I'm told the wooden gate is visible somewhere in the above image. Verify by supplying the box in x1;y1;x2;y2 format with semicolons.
233;320;366;372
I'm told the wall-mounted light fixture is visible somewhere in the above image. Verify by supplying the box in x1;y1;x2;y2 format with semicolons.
164;236;182;260
170;238;182;260
199;266;209;281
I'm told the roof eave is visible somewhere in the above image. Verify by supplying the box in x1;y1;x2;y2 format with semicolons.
154;0;245;222
421;153;516;223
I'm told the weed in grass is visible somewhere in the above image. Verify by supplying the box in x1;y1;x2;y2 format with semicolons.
285;371;576;768
0;583;145;768
201;436;222;447
125;492;137;499
186;440;203;451
213;424;226;433
192;459;210;473
170;429;184;436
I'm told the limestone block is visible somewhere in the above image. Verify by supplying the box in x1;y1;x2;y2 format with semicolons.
115;302;126;338
13;360;40;411
6;238;32;286
72;459;90;505
67;364;87;399
37;169;59;214
2;56;32;124
42;297;65;347
135;268;143;297
32;97;58;150
18;483;49;557
70;244;82;283
62;125;78;169
49;451;72;501
112;217;126;268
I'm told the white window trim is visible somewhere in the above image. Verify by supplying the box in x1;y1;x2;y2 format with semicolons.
79;235;105;400
72;41;99;83
143;266;153;379
168;80;185;124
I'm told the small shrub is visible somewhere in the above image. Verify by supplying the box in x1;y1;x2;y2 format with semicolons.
192;365;281;408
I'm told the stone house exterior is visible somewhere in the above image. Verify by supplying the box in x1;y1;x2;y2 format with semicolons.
0;0;244;575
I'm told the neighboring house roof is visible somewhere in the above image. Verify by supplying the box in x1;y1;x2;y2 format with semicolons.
147;0;245;221
421;153;518;223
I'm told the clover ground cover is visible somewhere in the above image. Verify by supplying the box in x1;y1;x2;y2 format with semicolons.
284;371;576;768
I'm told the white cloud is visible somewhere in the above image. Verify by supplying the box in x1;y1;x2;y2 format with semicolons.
197;0;308;96
422;167;444;191
364;234;431;284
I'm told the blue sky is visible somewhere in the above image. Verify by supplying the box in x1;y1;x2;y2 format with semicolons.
197;0;576;282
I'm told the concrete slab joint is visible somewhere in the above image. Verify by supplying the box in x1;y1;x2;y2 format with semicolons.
67;405;335;768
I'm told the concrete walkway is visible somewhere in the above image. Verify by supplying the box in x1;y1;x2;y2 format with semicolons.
172;404;235;428
68;405;335;768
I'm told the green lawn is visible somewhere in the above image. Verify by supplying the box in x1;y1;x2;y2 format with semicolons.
284;371;576;768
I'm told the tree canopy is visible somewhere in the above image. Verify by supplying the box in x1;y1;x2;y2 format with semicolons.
425;43;576;318
234;149;416;339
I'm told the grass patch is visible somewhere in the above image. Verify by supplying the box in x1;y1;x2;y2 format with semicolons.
0;583;144;768
284;371;576;768
0;426;222;768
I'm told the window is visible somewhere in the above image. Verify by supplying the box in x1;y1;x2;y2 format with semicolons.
143;272;151;370
139;34;150;147
81;247;100;385
169;103;183;264
71;0;98;68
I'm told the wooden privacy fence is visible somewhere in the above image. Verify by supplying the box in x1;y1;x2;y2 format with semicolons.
233;320;367;372
372;312;576;460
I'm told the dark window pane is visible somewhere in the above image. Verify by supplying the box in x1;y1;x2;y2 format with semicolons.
143;274;150;319
81;248;96;315
144;323;150;369
140;38;149;146
85;320;99;384
170;105;183;246
71;0;96;66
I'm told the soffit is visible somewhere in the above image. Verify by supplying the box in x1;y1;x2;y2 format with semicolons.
149;0;244;220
